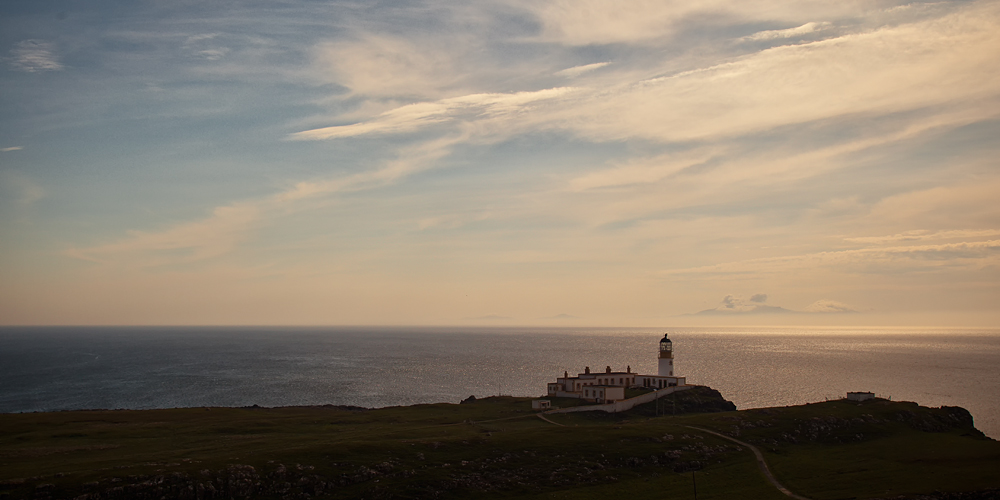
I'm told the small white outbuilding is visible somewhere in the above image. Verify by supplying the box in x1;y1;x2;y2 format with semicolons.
846;391;875;401
531;399;552;410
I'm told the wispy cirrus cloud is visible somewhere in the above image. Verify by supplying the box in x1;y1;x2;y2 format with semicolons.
289;87;580;140
664;239;1000;278
312;33;463;99
560;104;1000;234
741;21;832;41
66;131;467;267
65;203;261;266
555;62;611;77
182;33;231;60
303;0;1000;197
548;3;1000;144
518;0;897;46
861;177;1000;231
69;1;1000;273
277;132;464;202
846;229;1000;245
26;0;1000;326
8;40;63;72
568;152;717;191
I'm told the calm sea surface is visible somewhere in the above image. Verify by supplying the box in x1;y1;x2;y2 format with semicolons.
1;326;998;439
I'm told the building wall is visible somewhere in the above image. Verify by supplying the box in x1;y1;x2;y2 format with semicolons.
546;385;695;414
605;386;625;401
593;375;633;386
658;357;674;377
583;386;606;401
551;372;684;397
638;375;683;388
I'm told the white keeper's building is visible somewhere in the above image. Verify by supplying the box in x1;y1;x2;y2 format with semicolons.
546;333;687;404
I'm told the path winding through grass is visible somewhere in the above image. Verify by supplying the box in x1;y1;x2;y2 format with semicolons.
536;413;565;426
684;425;811;500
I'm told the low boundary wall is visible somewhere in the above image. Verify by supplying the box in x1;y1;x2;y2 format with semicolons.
545;384;696;414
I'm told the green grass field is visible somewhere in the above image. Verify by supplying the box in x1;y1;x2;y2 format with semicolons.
0;388;996;499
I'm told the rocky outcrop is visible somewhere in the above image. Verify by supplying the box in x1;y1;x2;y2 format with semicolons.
628;386;737;416
894;406;980;434
720;402;987;447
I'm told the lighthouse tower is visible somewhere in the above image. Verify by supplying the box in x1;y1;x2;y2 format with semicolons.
657;333;674;376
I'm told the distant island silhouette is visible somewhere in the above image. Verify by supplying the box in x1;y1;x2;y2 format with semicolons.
689;294;861;315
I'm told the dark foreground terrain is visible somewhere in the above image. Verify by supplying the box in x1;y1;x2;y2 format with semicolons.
1;387;997;500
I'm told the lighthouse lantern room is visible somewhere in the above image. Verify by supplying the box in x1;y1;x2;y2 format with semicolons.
658;333;674;376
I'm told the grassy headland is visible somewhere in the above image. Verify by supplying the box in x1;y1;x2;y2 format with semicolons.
0;387;996;499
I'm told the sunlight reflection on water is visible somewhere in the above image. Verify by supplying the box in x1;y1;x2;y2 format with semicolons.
0;326;997;438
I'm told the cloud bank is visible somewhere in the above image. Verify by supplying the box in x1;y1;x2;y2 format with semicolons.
3;0;999;325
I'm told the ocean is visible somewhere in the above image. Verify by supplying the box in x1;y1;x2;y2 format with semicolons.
1;326;998;439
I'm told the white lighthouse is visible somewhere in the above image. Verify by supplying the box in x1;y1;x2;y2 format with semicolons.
657;333;674;376
544;333;687;400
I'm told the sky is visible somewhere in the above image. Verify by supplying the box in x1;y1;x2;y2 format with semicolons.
1;0;998;327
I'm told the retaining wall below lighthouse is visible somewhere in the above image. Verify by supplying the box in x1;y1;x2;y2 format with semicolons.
545;385;695;414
